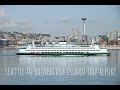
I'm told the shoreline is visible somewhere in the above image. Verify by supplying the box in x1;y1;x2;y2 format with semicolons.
0;46;17;50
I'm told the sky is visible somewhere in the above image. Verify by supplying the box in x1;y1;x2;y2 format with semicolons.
0;5;120;37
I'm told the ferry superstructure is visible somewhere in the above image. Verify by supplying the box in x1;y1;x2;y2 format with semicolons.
16;41;110;56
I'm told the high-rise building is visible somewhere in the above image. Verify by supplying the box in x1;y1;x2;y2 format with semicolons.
106;32;114;42
109;32;114;41
106;32;109;38
117;37;120;44
115;29;120;41
72;28;80;40
116;29;120;37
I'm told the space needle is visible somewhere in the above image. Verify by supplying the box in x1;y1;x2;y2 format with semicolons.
81;18;88;43
82;18;87;36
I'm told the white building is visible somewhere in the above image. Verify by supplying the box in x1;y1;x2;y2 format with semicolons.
117;37;120;44
59;36;65;41
106;32;114;42
94;36;100;43
115;29;120;41
72;28;80;40
49;36;55;42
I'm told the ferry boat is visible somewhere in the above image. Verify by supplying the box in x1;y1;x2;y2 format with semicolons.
16;41;110;56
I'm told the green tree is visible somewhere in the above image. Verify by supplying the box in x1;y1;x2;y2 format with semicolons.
101;35;109;43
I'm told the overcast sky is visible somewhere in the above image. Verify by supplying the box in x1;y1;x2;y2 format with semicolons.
0;5;120;37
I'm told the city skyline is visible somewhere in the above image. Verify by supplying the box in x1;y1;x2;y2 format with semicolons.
0;5;120;36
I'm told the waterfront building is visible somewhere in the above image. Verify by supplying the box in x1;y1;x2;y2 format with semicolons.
94;36;100;44
49;36;55;43
41;36;49;43
106;32;114;42
115;29;120;41
106;32;109;37
117;37;120;44
109;32;114;41
65;35;70;43
59;36;65;42
0;39;9;46
72;28;80;40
